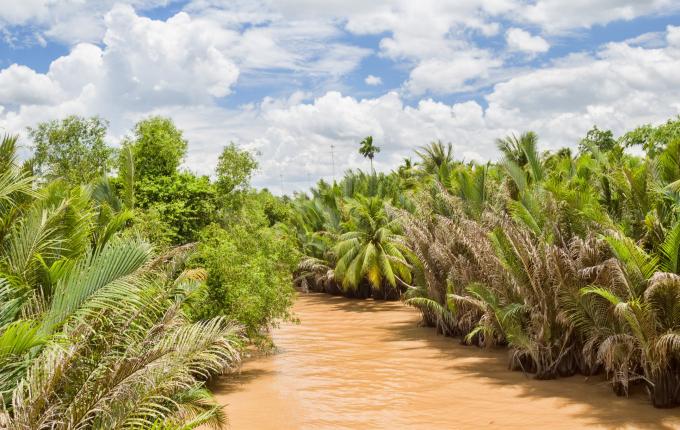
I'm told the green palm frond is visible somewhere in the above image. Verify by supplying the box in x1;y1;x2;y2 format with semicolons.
658;221;680;273
40;238;152;336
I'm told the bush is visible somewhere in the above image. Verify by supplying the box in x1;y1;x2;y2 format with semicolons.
191;208;298;340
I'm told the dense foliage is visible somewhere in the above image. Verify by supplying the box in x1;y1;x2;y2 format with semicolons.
0;115;296;428
291;120;680;409
192;198;297;341
28;115;112;185
6;105;680;427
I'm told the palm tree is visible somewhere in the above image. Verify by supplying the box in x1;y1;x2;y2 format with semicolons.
358;136;380;172
333;196;412;299
0;137;242;428
497;131;545;196
574;225;680;405
416;141;453;174
2;243;242;428
290;115;680;409
496;131;537;166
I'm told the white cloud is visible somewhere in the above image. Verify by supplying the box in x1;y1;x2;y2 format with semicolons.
0;64;62;105
667;25;680;46
365;75;382;86
2;3;680;195
203;91;508;193
0;1;178;44
624;31;666;49
0;5;244;137
506;28;549;53
225;25;680;193
521;0;680;34
47;43;104;95
102;5;240;103
486;27;680;148
0;4;368;126
0;0;50;25
405;54;502;95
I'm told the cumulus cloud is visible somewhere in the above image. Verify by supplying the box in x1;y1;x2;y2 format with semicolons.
0;4;367;133
0;64;62;105
365;75;382;86
0;0;51;26
2;2;680;195
192;91;507;193
156;20;680;195
521;0;680;34
234;25;680;193
102;5;240;104
404;54;502;95
506;28;550;53
0;0;177;44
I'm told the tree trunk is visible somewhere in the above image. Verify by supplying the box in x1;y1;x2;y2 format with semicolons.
648;370;680;408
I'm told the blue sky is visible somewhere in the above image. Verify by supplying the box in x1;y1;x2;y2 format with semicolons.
1;1;680;193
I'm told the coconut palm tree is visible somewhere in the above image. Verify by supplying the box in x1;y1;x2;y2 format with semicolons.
333;195;412;299
582;270;680;407
496;132;538;167
358;136;380;172
497;131;545;199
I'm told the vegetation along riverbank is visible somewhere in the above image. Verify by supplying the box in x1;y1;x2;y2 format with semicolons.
291;117;680;410
0;116;296;428
2;114;680;429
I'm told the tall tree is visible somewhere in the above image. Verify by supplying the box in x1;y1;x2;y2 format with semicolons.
28;115;112;185
215;143;257;214
359;136;380;172
124;116;187;179
216;143;258;205
120;117;214;245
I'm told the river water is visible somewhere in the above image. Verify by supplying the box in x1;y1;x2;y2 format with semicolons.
211;294;680;429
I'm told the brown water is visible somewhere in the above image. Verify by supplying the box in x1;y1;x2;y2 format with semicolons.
211;294;680;429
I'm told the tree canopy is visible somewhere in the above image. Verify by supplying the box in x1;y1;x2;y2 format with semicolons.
28;115;112;184
215;143;258;209
124;116;188;179
359;136;380;170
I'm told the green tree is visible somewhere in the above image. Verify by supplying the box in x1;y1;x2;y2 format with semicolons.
359;136;380;171
496;131;538;168
124;116;188;179
28;115;112;184
119;117;215;245
620;116;680;157
0;139;239;427
215;143;258;208
578;126;617;153
496;131;544;198
192;202;297;340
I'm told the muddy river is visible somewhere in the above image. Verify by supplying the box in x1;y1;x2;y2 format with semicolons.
211;294;680;429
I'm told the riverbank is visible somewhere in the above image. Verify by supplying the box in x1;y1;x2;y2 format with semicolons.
211;294;680;429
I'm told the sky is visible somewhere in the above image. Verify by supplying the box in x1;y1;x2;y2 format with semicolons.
1;1;680;194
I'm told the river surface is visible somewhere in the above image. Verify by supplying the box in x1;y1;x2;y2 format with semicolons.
211;294;680;429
